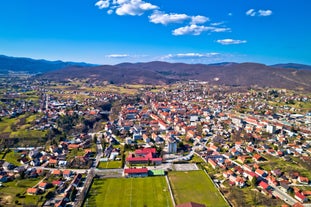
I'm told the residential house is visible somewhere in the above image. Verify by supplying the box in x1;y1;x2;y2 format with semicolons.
208;159;217;169
2;162;15;171
72;173;82;187
27;188;39;195
253;154;265;162
52;169;62;177
48;158;58;167
279;181;291;193
38;182;49;191
295;191;307;203
298;176;309;184
237;156;248;164
243;171;257;181
255;169;267;177
235;176;246;188
63;170;72;179
258;181;270;190
0;175;9;183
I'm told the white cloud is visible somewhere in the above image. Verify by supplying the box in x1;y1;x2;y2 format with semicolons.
149;11;209;26
173;24;230;36
246;9;273;17
210;22;224;26
115;0;158;16
149;11;189;25
246;9;256;16
162;52;219;60
258;10;272;16
216;39;247;45
95;0;228;37
191;15;209;24
95;0;158;16
212;27;230;32
106;54;129;58
173;25;207;36
95;0;110;9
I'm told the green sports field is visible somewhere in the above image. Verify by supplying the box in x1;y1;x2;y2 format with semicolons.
85;177;173;207
168;170;229;207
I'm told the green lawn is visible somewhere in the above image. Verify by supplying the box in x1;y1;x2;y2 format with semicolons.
0;113;46;139
0;178;44;206
85;177;173;207
168;170;229;207
3;150;22;166
0;117;15;132
66;148;86;161
98;160;122;169
10;130;47;139
190;154;205;163
260;155;311;178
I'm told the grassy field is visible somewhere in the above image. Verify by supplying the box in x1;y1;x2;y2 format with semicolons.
0;113;47;140
0;178;45;206
98;160;122;169
10;130;47;139
168;170;228;207
85;177;173;207
0;117;15;132
2;150;22;166
190;154;206;164
260;155;311;178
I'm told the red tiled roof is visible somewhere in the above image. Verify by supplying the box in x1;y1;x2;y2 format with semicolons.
124;168;148;174
52;180;62;186
293;203;304;207
27;188;38;194
68;144;80;149
303;191;311;196
245;171;257;178
255;169;265;176
52;169;61;175
126;156;149;162
135;148;156;154
258;181;269;189
295;191;306;200
49;159;57;164
63;170;71;175
253;154;262;160
39;182;48;187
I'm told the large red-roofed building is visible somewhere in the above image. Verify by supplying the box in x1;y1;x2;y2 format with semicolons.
126;148;162;165
124;167;149;178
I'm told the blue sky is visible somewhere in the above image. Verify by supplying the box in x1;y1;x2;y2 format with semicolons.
0;0;310;65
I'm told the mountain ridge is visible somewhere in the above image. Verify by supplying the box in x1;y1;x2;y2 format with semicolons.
39;61;311;91
270;63;311;71
1;54;311;91
0;54;96;74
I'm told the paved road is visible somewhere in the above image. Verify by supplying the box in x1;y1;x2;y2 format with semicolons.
95;168;123;177
272;186;298;206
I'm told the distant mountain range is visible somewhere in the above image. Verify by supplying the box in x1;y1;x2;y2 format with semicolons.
271;63;311;71
1;54;311;91
40;61;311;91
0;54;95;74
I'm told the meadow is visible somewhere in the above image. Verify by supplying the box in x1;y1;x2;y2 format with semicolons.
0;178;45;206
168;170;229;207
85;176;173;207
